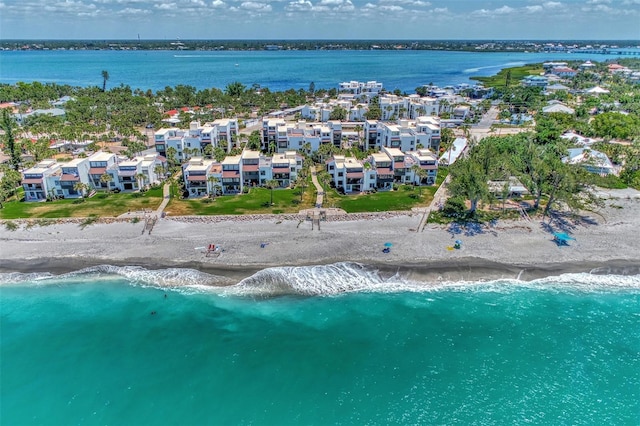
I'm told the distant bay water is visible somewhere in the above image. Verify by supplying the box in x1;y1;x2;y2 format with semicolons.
0;49;629;93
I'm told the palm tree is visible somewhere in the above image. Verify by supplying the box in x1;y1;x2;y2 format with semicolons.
296;169;308;202
354;125;363;148
100;173;113;192
166;146;178;167
73;182;88;197
411;165;428;195
136;173;146;191
265;179;279;205
154;164;165;182
207;175;220;198
101;70;110;92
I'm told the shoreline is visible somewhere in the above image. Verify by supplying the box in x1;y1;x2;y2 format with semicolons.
1;256;638;283
2;196;639;283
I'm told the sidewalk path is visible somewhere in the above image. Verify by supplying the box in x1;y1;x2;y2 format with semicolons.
309;165;324;208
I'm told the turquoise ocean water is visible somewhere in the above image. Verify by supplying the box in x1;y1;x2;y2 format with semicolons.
0;49;632;92
1;264;639;425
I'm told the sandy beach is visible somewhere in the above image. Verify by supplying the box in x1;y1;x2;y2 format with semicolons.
1;191;639;282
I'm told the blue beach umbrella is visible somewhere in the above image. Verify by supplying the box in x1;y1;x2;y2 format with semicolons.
455;240;462;245
384;242;393;247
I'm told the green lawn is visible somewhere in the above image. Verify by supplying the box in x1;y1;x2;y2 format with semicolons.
324;184;436;213
0;187;164;219
165;185;316;215
320;169;447;213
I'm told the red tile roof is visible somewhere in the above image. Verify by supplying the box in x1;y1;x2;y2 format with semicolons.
22;178;42;184
242;164;259;172
89;167;106;175
60;174;80;182
188;175;207;182
222;170;239;178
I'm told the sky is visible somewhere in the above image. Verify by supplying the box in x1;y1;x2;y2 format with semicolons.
1;0;639;40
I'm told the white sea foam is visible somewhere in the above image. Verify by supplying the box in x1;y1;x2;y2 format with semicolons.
224;262;640;297
0;265;228;290
2;263;639;296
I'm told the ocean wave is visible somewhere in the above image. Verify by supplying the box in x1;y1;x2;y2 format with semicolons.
2;263;639;296
225;262;640;297
0;265;228;290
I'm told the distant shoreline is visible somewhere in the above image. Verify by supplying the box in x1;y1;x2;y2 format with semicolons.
3;39;639;53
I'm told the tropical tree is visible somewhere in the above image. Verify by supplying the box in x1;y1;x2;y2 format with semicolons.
411;164;428;194
0;167;21;208
101;70;110;92
166;146;178;167
447;156;490;214
440;127;455;153
0;110;20;171
207;175;220;198
265;179;279;205
225;81;246;98
100;173;113;192
154;164;166;182
329;107;347;121
296;168;308;201
136;173;146;190
73;181;89;197
248;131;261;151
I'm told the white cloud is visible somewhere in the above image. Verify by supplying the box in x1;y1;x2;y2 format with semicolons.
117;7;151;15
587;0;611;3
543;1;563;8
525;5;543;12
379;4;403;11
494;5;514;14
211;0;226;6
285;0;312;10
239;1;272;11
155;3;177;10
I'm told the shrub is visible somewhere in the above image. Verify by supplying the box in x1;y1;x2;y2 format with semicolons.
4;221;18;231
442;197;467;217
72;198;86;204
79;214;99;229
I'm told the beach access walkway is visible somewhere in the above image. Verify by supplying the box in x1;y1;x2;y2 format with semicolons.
309;165;324;208
298;165;346;229
117;179;171;233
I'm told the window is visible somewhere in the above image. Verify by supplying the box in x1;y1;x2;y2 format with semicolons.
260;171;266;176
338;172;343;177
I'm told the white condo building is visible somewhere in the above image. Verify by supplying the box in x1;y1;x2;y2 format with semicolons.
22;151;166;201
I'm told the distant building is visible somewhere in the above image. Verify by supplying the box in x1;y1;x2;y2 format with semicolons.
563;148;615;175
522;75;548;88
